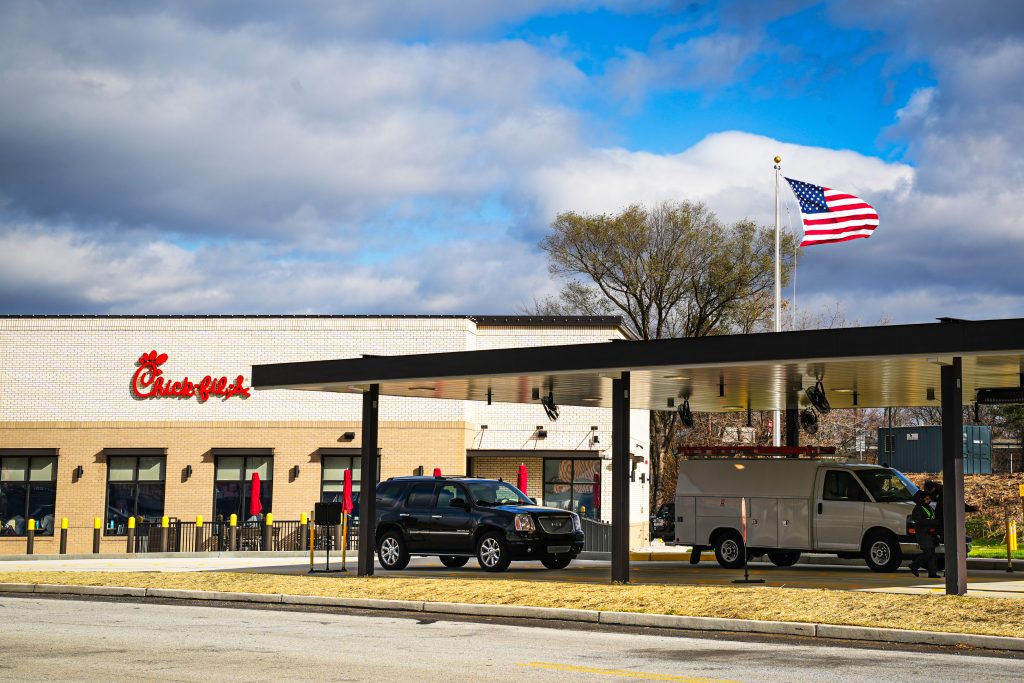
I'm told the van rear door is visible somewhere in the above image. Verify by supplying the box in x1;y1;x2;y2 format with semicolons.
814;469;868;550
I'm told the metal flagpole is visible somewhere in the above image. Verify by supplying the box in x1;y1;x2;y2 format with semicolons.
773;155;782;447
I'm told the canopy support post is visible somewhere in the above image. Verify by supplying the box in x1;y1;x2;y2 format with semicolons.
358;384;380;577
611;372;631;584
941;358;967;595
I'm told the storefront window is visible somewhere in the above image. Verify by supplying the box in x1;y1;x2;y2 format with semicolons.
321;455;361;517
215;455;273;521
543;458;601;519
0;456;58;536
105;456;166;535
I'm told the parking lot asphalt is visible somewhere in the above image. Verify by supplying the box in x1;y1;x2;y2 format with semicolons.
4;554;1023;597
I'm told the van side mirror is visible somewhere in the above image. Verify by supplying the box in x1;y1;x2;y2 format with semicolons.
449;497;468;509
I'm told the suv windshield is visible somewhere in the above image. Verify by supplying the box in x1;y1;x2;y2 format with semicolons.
855;468;919;502
466;481;531;506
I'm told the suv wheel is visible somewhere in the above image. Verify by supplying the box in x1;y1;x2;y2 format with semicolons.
863;531;902;572
540;555;572;570
439;555;469;568
713;530;746;569
377;531;410;571
477;532;512;572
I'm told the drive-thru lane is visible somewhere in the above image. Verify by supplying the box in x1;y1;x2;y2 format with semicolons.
3;555;1022;597
2;595;1021;682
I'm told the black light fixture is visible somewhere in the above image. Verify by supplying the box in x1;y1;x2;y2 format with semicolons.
487;387;492;405
719;377;725;397
292;465;300;479
535;427;548;439
542;390;559;421
73;465;84;480
531;387;540;400
341;431;356;441
677;399;694;428
926;387;936;401
667;397;675;408
184;465;193;480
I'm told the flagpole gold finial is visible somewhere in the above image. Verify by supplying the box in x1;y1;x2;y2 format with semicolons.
774;155;782;165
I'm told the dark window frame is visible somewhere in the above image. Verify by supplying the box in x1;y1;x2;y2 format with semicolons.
542;457;602;518
213;455;274;522
104;455;167;536
0;455;58;536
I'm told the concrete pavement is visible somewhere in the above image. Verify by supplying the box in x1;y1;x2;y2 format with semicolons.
0;595;1020;682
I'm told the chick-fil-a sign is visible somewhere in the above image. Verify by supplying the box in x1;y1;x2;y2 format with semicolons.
131;350;251;403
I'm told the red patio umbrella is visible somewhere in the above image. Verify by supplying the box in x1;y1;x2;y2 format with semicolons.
517;463;528;494
342;468;354;514
433;467;442;477
249;472;262;518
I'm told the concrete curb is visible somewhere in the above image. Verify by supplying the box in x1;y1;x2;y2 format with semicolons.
0;551;314;562
2;583;1022;652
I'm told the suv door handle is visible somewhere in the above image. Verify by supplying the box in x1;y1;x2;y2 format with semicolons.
399;513;411;517
817;502;823;514
431;515;442;519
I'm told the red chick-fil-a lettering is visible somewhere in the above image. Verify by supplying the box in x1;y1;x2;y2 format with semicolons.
131;350;251;403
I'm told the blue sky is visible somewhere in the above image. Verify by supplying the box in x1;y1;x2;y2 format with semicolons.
0;1;1021;324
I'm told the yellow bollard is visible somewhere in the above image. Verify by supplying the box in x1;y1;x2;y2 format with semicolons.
93;517;102;554
230;513;237;527
1007;519;1018;573
126;515;136;554
161;516;169;528
195;515;204;552
160;515;170;552
26;518;36;555
59;516;69;554
263;513;274;550
94;517;102;529
229;513;238;551
300;512;308;525
309;513;316;572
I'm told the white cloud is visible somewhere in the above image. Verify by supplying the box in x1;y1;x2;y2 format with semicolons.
525;131;913;226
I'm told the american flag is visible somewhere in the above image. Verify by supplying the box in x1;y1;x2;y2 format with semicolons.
785;177;879;247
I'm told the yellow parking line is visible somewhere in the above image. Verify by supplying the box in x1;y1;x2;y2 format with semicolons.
518;661;740;682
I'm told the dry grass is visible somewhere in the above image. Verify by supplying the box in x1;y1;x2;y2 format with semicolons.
2;570;1023;638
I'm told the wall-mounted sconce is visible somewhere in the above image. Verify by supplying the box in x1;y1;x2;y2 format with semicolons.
535;428;548;439
73;465;84;480
926;387;936;401
184;465;193;480
480;425;488;430
531;388;540;400
292;465;300;479
341;431;356;441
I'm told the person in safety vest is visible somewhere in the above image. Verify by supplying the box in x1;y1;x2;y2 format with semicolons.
909;490;940;578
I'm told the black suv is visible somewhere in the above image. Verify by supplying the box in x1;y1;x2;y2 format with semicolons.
374;476;585;572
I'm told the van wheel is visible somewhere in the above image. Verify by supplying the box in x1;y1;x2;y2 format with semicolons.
863;531;902;572
713;530;746;569
439;556;469;568
767;550;801;567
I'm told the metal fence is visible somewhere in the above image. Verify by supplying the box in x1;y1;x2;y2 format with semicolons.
126;520;313;553
581;516;612;553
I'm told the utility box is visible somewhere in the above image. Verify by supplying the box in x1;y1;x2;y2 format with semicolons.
877;425;992;474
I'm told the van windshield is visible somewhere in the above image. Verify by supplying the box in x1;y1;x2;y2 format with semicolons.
854;469;919;503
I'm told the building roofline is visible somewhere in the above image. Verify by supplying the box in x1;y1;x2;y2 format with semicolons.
0;313;623;327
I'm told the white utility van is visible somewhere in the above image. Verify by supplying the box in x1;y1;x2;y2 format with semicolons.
674;459;923;572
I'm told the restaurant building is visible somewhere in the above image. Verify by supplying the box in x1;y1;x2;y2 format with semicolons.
0;315;650;554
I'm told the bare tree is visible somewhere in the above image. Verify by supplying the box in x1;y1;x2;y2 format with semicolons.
534;200;798;512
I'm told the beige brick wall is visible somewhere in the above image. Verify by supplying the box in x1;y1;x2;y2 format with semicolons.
0;316;650;553
0;420;472;554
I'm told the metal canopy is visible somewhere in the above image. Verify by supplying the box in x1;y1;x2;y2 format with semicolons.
251;318;1024;412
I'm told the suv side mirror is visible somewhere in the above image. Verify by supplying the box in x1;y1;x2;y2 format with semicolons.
449;497;468;509
529;497;537;505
